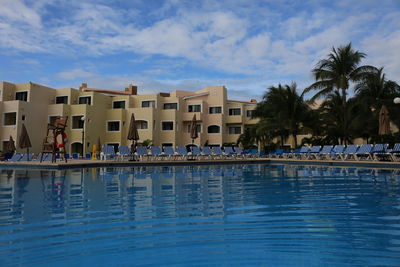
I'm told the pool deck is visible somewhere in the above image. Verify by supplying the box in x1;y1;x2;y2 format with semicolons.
1;157;400;169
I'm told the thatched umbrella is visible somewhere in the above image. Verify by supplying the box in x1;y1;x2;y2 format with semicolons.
19;124;32;161
6;136;16;153
127;113;139;160
378;105;391;135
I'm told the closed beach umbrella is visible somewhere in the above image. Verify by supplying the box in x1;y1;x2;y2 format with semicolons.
6;136;16;153
190;114;198;143
378;105;391;135
19;124;32;161
127;113;139;154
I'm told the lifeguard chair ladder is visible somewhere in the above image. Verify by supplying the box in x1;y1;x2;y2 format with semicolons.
41;116;68;163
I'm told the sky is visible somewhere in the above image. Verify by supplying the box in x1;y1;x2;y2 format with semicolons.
1;0;399;100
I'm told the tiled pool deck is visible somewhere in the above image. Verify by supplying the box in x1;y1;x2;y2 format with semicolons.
1;158;400;169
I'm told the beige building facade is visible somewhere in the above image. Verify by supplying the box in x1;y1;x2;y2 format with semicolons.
0;81;258;154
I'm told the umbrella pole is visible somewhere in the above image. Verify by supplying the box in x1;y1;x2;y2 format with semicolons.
27;148;29;161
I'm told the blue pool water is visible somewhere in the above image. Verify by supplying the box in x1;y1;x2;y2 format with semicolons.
1;164;400;266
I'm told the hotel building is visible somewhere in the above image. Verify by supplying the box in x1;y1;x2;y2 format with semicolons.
0;81;258;154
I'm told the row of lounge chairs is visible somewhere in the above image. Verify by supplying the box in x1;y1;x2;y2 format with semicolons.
7;152;88;162
100;145;257;161
268;144;400;161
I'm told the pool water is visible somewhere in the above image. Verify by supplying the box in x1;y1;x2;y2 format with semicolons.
1;164;400;266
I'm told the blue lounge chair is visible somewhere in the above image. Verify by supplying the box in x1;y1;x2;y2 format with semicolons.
371;144;389;161
329;145;345;160
269;149;284;158
190;146;201;159
306;146;321;159
8;153;22;162
223;147;236;158
176;146;188;160
150;146;163;160
339;145;359;160
163;146;176;160
72;153;80;159
118;145;131;161
234;147;245;158
212;147;224;159
136;146;149;161
316;145;333;160
19;153;34;161
100;145;116;160
390;143;400;161
296;146;310;159
354;144;373;161
201;146;213;159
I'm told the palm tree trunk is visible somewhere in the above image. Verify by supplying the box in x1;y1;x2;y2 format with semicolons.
292;133;297;148
342;87;347;145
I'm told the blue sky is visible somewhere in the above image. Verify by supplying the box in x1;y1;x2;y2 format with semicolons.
1;0;399;100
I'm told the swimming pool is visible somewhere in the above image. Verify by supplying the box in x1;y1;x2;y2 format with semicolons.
1;164;399;266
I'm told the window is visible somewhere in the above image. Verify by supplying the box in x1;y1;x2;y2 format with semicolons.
4;112;16;126
79;96;91;105
229;126;241;134
142;100;156;108
187;124;201;133
163;103;178;110
107;121;120;131
162;121;174;131
209;106;222;114
113;101;125;109
56;96;68;104
188;104;201;112
136;120;148;129
229;108;241;116
72;116;84;129
246;110;254;117
208;125;220;133
15;91;28;101
49;116;60;126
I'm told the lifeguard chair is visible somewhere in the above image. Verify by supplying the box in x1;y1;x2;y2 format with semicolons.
41;116;68;163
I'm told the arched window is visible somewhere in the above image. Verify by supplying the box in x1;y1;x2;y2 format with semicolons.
208;125;220;133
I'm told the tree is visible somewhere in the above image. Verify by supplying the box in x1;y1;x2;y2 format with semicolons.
253;83;312;148
305;43;375;144
353;67;400;136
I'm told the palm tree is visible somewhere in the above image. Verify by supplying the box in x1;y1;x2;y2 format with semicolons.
253;83;311;148
354;67;400;133
305;43;375;144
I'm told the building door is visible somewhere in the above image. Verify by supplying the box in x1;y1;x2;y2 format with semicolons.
71;143;83;155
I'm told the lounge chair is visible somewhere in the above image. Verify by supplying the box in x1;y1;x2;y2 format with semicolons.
354;144;373;161
269;149;284;158
176;146;188;160
223;147;236;158
390;143;400;161
306;146;321;159
100;145;116;160
328;145;345;160
8;153;22;162
296;146;310;159
316;145;333;160
234;147;245;158
371;144;389;161
163;146;176;160
136;146;149;161
201;146;213;159
118;145;131;161
19;153;34;161
212;147;224;159
72;153;80;159
339;145;359;160
190;146;201;159
150;146;163;160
